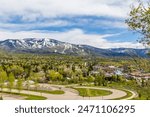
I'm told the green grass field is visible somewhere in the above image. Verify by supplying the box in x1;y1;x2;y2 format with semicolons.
0;91;47;100
74;88;112;97
30;89;65;95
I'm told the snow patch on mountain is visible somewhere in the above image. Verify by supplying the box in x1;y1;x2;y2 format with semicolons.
0;38;149;57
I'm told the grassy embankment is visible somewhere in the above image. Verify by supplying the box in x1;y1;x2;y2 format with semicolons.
28;89;65;95
74;88;112;97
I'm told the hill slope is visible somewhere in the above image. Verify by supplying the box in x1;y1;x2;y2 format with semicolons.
0;38;149;57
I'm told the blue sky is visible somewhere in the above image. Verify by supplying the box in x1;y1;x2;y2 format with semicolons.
0;0;147;48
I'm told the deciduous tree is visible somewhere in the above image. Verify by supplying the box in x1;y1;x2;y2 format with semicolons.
126;1;150;45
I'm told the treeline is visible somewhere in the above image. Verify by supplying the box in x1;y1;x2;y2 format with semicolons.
1;53;150;99
0;54;127;86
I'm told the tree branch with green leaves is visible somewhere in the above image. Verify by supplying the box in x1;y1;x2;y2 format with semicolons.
126;1;150;46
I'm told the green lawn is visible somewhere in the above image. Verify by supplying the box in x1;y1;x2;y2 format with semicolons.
24;94;47;100
0;91;47;100
35;90;65;95
74;88;112;97
4;87;65;95
133;87;150;100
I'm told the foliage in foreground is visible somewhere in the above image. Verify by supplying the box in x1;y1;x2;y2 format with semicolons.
126;1;150;45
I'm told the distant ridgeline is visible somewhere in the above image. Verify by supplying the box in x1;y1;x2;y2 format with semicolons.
0;38;149;58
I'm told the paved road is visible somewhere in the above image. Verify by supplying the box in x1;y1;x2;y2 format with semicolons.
2;84;137;100
122;89;138;100
2;94;24;100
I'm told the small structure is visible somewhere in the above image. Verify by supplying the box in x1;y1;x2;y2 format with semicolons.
130;72;150;80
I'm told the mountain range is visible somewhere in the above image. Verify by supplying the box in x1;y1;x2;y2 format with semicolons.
0;38;149;57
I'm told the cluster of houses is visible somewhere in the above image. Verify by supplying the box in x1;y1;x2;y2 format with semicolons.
129;72;150;80
91;65;123;77
90;64;150;80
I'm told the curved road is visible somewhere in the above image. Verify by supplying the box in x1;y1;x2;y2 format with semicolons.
2;84;137;100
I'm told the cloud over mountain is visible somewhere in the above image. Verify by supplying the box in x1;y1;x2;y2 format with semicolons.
0;0;147;49
0;29;144;49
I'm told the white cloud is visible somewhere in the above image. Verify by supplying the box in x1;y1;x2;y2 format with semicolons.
94;20;127;29
0;20;69;31
0;29;144;49
0;18;127;32
66;18;127;29
0;0;135;22
0;0;146;49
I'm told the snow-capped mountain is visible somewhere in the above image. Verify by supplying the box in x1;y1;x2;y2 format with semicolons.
0;38;149;57
0;38;87;55
80;45;149;57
